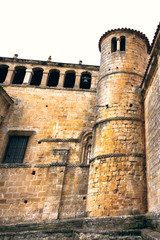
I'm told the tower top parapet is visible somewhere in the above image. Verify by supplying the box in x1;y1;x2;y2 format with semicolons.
99;28;150;53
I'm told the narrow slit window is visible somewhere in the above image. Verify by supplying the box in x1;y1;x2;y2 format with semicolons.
30;68;43;86
3;136;29;163
12;67;26;84
120;36;126;51
0;65;9;83
47;70;60;87
111;37;117;52
63;71;75;88
80;72;91;89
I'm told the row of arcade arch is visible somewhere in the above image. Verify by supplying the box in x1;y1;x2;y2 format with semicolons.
0;65;92;89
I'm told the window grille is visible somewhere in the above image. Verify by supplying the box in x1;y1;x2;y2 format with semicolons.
3;136;29;163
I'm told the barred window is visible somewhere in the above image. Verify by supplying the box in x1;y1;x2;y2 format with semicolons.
3;136;29;163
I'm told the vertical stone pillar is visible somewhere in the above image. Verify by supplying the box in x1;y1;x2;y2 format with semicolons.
4;67;14;84
40;71;49;87
117;38;120;51
57;71;65;87
74;74;81;88
23;69;33;85
90;74;98;89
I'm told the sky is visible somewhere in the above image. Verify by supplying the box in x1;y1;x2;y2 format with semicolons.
0;0;159;66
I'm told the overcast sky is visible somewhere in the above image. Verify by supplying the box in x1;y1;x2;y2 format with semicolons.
0;0;159;65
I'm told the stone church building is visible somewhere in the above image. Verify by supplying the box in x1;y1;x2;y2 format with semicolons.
0;23;159;239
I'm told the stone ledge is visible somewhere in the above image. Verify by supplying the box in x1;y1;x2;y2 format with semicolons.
0;163;89;169
99;71;143;83
0;216;148;239
141;229;160;240
90;153;145;163
0;229;143;240
0;215;146;232
94;117;144;129
146;212;160;229
1;83;97;93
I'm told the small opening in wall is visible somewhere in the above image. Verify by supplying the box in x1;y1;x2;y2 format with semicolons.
46;105;48;107
24;200;28;204
63;71;75;88
38;141;41;144
30;68;43;86
106;104;109;109
47;70;60;87
12;67;26;84
120;36;126;51
116;67;118;69
80;72;91;89
111;37;117;52
0;65;9;83
109;68;111;71
131;84;133;87
32;170;36;175
130;104;133;107
83;196;86;200
134;68;136;70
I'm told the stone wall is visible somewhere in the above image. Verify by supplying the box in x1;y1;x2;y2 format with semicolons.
0;86;13;127
0;59;98;224
143;54;160;214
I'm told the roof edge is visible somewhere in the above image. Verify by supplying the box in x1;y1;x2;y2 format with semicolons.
140;23;160;91
0;86;14;105
0;57;99;70
98;28;151;53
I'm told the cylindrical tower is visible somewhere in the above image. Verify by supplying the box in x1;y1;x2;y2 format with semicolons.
87;29;150;217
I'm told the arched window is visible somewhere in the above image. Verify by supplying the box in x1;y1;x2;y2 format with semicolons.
111;37;117;52
63;71;75;88
30;68;43;86
81;132;92;164
80;72;91;89
47;69;60;87
12;66;26;84
0;65;9;83
120;36;126;51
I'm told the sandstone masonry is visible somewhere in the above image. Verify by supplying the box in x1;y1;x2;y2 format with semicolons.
0;24;159;239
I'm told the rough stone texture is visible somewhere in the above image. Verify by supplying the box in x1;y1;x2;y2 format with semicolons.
0;216;145;239
0;62;98;224
0;86;13;126
144;55;160;214
141;229;160;240
87;31;148;217
0;166;65;224
0;25;160;238
59;166;89;219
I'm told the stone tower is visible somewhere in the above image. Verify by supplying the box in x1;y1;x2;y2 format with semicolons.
87;29;150;217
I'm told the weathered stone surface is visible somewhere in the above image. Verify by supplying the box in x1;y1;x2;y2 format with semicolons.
0;24;160;238
87;30;148;217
